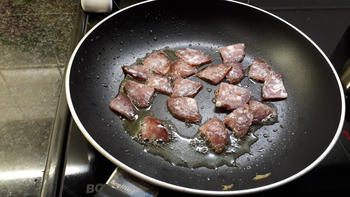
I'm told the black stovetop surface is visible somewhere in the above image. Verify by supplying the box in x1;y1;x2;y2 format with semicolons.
61;1;350;196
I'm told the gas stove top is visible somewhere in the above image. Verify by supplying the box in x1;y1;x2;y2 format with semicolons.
55;1;350;196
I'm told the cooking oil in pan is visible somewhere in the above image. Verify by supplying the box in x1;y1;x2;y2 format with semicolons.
120;88;260;168
145;126;258;169
125;117;258;168
162;48;178;61
122;107;153;137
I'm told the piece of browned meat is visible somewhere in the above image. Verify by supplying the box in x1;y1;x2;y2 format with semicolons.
123;80;155;108
248;59;272;82
122;65;151;81
219;43;246;63
167;97;201;122
196;64;232;85
225;62;244;84
215;82;251;111
224;104;253;138
170;59;196;80
175;48;213;66
147;74;173;95
109;93;136;120
262;71;288;100
143;51;171;76
248;100;277;124
172;78;202;97
142;116;169;141
199;117;228;153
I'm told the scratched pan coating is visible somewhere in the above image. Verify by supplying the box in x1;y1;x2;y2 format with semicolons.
66;0;344;194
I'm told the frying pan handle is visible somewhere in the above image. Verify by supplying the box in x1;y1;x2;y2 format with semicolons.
333;25;350;96
341;60;350;95
94;167;158;197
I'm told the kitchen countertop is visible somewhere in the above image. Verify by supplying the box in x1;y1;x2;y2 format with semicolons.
0;1;81;196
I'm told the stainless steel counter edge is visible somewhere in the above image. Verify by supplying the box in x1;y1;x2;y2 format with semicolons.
39;10;86;197
39;81;70;197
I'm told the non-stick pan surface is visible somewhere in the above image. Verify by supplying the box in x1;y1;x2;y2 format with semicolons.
66;0;345;195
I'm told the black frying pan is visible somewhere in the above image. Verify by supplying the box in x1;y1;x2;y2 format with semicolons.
66;0;345;195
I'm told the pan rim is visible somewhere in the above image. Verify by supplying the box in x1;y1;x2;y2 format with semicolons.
65;0;346;195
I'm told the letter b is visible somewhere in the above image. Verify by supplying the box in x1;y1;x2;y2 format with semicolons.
86;184;95;193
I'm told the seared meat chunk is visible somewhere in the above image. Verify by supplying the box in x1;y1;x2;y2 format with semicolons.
170;59;196;80
196;64;232;85
219;43;246;63
147;74;173;95
172;78;202;98
109;93;136;120
167;97;201;122
224;104;253;138
225;62;244;84
248;59;272;82
248;100;277;124
142;116;169;141
175;48;213;66
262;71;288;100
215;82;251;111
199;117;228;153
122;65;150;81
143;51;171;76
124;80;155;108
